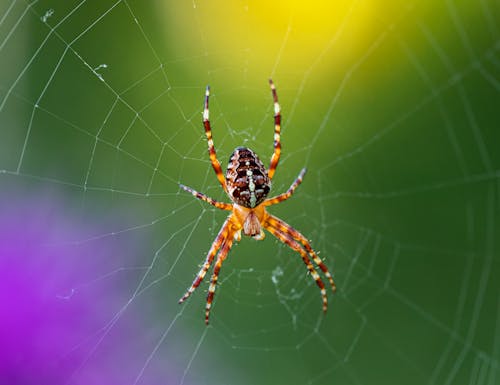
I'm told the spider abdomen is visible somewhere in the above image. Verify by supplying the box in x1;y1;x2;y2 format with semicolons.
226;147;271;208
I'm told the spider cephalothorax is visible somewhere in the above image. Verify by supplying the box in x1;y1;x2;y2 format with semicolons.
179;80;336;324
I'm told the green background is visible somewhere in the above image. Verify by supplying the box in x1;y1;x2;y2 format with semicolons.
1;1;498;384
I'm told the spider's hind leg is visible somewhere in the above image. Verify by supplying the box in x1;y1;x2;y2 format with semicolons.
267;79;282;180
202;85;227;191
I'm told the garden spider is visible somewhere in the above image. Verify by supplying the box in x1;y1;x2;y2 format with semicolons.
179;79;336;324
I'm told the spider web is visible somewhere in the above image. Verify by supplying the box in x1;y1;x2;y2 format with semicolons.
0;1;499;384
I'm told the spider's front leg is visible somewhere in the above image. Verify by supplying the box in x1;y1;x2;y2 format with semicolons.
178;217;231;304
179;214;240;324
205;231;236;324
264;213;336;313
265;222;328;312
268;214;336;293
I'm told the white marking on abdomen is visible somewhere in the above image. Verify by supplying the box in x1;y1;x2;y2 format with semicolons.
246;169;256;207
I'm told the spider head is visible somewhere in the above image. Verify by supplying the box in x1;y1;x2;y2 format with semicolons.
225;147;271;208
233;202;266;239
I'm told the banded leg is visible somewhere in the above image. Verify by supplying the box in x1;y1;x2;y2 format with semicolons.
267;214;336;293
265;221;328;312
179;184;232;211
264;168;307;207
203;85;227;191
178;217;231;304
268;79;281;180
205;229;236;324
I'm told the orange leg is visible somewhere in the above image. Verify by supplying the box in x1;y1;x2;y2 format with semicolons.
203;85;227;192
178;217;231;304
179;184;232;211
266;214;336;293
267;79;281;180
264;168;306;207
205;227;236;324
265;221;328;312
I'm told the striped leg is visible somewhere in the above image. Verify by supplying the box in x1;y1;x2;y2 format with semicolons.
179;184;232;211
267;214;336;293
264;168;306;207
178;217;231;304
203;85;227;192
268;79;281;180
265;221;328;312
205;229;236;324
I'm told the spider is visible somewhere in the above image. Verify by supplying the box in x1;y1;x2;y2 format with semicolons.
179;79;336;324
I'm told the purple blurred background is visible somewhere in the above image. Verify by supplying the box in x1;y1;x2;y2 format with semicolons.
0;194;176;385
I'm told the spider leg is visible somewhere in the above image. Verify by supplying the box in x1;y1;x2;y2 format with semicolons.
267;214;336;293
203;85;227;192
264;168;306;207
264;220;328;312
179;183;232;211
267;79;281;180
178;217;231;304
205;226;237;324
